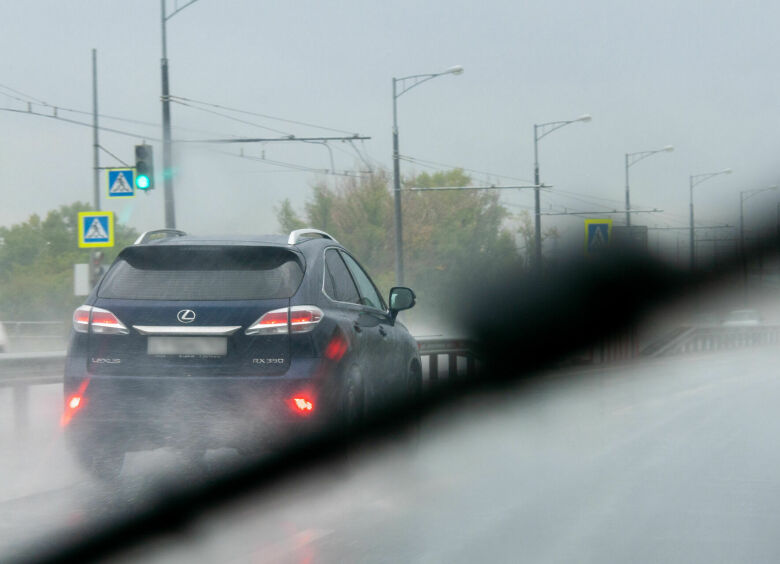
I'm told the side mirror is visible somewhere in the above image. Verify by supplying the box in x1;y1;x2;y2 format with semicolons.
389;287;416;319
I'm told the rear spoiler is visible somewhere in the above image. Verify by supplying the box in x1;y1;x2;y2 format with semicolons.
134;229;187;245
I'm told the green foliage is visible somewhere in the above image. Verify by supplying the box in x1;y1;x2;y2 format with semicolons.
0;202;139;321
276;168;519;329
276;199;306;232
514;209;561;270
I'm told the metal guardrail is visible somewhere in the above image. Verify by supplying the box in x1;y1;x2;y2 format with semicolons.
642;324;780;357
0;337;480;436
416;336;479;383
0;351;65;435
1;320;66;337
5;326;776;437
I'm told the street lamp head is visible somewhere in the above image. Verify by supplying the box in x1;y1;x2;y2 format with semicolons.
444;65;464;76
576;114;592;123
663;145;675;152
722;168;733;175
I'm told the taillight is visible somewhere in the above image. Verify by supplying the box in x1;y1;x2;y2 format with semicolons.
71;305;129;335
288;395;315;415
61;379;89;427
246;306;323;335
73;306;91;333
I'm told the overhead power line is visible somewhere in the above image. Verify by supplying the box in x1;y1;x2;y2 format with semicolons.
399;154;534;184
177;135;370;144
168;95;358;135
0;84;239;139
541;209;663;216
0;107;159;141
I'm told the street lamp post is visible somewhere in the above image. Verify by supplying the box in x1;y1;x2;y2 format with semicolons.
392;65;463;285
689;169;732;270
624;145;674;227
739;185;777;299
160;0;200;229
533;115;591;271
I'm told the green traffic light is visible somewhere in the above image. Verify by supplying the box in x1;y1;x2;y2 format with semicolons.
136;175;150;190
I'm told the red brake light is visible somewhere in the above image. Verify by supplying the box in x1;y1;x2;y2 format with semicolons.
246;306;324;335
72;306;129;335
289;395;315;414
89;306;129;335
61;379;89;427
73;306;91;333
293;397;313;411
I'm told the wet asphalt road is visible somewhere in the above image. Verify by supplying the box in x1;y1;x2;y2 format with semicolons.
4;348;780;562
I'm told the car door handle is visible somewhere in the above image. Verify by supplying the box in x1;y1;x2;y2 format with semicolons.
353;322;362;333
379;326;387;337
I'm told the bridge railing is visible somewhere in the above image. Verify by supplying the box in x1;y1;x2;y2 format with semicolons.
416;336;480;384
0;337;481;437
642;324;780;358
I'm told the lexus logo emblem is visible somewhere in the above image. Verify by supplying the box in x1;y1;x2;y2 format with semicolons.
177;309;196;324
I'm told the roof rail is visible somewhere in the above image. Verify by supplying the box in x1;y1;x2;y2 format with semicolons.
287;229;339;245
134;229;187;245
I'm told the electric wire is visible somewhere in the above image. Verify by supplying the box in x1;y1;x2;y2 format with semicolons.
0;107;160;141
0;84;239;138
399;154;534;185
167;95;358;135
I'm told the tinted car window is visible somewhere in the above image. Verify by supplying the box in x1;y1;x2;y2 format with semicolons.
98;246;303;300
340;252;385;310
323;248;360;304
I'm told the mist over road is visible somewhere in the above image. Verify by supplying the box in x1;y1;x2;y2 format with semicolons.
3;348;780;562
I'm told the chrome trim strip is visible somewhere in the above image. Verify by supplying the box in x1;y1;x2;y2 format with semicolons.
132;325;242;336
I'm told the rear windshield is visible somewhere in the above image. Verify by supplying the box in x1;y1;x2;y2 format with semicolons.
98;245;304;300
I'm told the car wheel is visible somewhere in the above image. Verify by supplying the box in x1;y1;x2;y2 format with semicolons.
333;371;365;474
341;371;364;429
407;361;423;404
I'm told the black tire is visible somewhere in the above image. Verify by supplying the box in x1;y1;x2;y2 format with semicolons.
341;371;364;430
74;443;125;482
402;362;423;445
332;371;364;474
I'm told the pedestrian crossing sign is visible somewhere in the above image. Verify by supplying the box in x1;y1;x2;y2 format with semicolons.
106;168;135;198
584;219;612;257
78;211;115;248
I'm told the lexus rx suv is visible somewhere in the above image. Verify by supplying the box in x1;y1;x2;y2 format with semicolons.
63;228;420;479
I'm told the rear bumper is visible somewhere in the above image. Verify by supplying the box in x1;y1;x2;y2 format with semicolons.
63;357;340;451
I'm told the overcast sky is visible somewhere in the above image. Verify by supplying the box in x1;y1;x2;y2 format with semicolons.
1;0;778;253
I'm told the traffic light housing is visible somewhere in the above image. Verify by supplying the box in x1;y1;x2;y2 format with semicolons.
90;251;105;286
135;144;154;190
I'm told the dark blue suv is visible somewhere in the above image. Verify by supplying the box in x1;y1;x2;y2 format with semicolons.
63;229;420;479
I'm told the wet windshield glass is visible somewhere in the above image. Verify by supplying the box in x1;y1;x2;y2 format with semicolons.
1;1;780;562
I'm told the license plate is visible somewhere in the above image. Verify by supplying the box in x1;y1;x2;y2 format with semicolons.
147;336;227;357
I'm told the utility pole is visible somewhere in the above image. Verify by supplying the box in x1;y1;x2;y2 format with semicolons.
390;65;463;286
92;48;99;212
90;48;103;288
689;177;695;270
532;115;592;272
392;77;403;285
624;146;674;228
624;153;630;227
689;169;732;270
160;0;175;228
533;124;541;270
